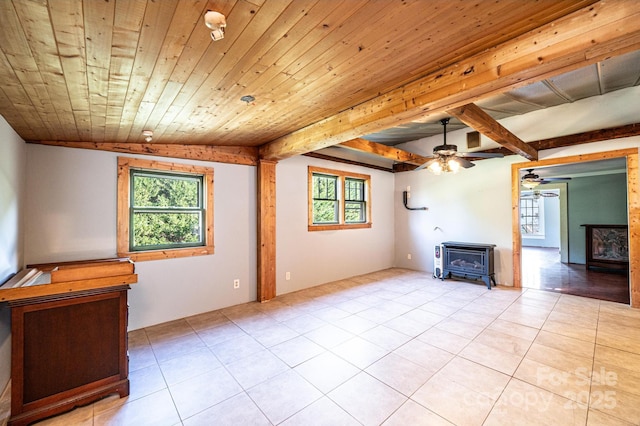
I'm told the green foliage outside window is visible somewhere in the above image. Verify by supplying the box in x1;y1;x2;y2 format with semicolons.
130;171;204;250
312;174;338;223
345;178;365;223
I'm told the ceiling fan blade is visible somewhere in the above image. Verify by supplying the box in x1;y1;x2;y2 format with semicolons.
414;158;438;171
457;152;504;158
455;158;475;168
540;192;559;197
539;177;571;182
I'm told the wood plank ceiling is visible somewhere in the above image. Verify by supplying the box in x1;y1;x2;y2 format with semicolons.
1;0;640;166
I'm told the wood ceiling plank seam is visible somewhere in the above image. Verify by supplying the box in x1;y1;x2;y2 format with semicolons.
196;0;324;115
152;0;267;141
333;1;531;84
47;0;90;141
208;0;372;145
171;0;297;129
493;2;640;73
250;0;372;103
165;0;257;109
0;86;37;140
212;0;322;93
240;0;560;137
0;47;48;137
264;3;562;126
167;0;240;84
218;6;452;136
343;5;640;129
228;0;367;92
0;1;63;140
212;0;424;144
259;1;640;160
140;81;185;137
191;0;328;142
115;0;179;142
271;1;424;97
405;0;599;79
83;0;116;142
275;1;409;82
165;0;295;142
134;0;210;137
105;1;147;141
206;0;387;142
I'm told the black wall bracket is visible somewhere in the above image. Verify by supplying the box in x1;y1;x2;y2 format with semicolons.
403;191;428;211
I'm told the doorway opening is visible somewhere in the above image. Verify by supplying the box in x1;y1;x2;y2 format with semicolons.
512;149;638;307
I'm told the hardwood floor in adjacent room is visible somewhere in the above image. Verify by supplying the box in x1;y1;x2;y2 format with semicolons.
522;246;630;304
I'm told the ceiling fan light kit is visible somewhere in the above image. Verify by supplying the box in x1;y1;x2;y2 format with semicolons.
417;118;503;174
521;168;571;189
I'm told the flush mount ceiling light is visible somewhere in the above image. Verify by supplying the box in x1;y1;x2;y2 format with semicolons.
142;130;153;142
204;10;226;41
240;95;255;104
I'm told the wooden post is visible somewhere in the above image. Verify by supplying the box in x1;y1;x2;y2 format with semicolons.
257;160;277;302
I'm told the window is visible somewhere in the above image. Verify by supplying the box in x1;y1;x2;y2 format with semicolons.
117;157;214;261
520;195;544;236
308;166;371;231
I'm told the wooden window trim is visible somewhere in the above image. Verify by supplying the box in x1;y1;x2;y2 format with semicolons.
117;157;214;261
308;166;372;231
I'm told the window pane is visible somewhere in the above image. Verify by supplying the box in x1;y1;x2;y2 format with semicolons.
520;197;541;235
345;178;364;201
313;174;337;200
345;201;365;223
313;200;338;223
132;212;203;249
133;173;201;208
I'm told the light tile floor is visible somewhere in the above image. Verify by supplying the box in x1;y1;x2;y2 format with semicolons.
4;268;640;425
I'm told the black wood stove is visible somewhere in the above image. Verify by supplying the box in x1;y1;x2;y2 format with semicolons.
441;241;496;289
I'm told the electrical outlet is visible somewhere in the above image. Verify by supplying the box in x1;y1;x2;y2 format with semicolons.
233;279;240;289
407;254;412;260
285;272;291;280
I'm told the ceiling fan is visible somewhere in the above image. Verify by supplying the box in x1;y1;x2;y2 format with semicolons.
520;190;559;200
521;168;571;189
415;118;504;174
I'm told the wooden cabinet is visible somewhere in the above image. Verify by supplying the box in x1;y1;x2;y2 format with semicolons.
0;258;137;426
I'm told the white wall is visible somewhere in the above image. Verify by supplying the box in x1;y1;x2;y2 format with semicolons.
393;86;640;286
276;156;395;294
394;156;519;285
25;146;257;330
0;115;27;393
24;148;396;328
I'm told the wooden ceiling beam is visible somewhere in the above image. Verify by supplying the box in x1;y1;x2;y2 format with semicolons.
260;1;640;161
27;141;258;166
393;122;640;172
339;138;429;166
482;122;640;155
447;103;538;160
